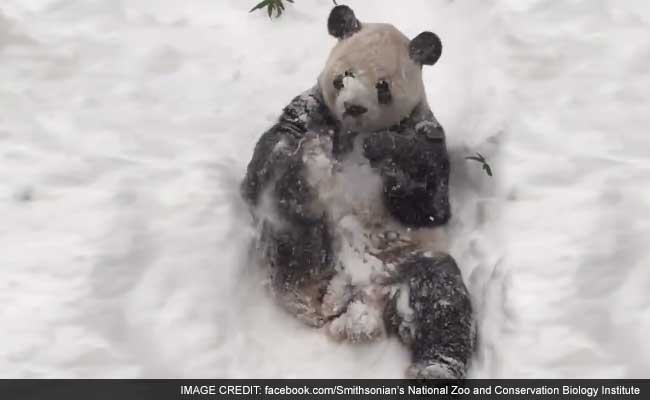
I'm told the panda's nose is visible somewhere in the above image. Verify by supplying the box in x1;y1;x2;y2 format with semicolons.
343;102;368;117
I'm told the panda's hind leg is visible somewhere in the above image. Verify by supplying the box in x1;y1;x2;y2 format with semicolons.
385;252;474;379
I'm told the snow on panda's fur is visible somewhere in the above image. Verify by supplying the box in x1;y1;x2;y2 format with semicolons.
241;5;474;379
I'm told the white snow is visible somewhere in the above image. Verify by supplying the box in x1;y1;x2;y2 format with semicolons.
1;0;649;378
328;299;384;343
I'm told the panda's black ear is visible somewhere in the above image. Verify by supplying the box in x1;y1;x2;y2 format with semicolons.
409;31;442;65
328;5;361;39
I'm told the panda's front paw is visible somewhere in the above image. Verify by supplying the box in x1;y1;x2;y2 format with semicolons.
362;130;402;164
415;119;445;142
363;130;413;166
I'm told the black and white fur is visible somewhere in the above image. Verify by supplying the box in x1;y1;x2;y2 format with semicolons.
241;5;474;379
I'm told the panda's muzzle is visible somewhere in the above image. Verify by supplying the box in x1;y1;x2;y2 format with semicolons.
343;102;368;117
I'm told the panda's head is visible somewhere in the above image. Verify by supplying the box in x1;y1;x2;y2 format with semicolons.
318;5;442;132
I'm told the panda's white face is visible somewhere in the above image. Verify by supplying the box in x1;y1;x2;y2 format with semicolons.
319;23;426;133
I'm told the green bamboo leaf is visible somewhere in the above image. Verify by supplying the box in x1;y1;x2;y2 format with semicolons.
483;164;493;177
249;0;270;13
250;0;293;19
465;153;493;177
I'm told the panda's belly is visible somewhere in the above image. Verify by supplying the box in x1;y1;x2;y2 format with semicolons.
300;132;448;340
302;133;447;289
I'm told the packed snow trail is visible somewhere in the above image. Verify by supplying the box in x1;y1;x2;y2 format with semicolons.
1;0;649;377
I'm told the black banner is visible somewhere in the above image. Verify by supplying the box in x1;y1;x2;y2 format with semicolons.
1;379;648;399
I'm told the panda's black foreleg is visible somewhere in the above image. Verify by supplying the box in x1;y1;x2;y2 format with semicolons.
362;122;452;228
241;85;333;218
385;252;474;379
249;124;337;326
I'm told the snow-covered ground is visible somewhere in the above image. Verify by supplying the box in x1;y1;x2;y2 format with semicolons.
1;0;649;378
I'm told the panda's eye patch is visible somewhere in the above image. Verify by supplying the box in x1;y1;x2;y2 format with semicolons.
376;80;392;105
334;71;354;90
333;74;344;90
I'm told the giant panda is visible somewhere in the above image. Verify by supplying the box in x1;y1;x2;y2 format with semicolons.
241;5;474;379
